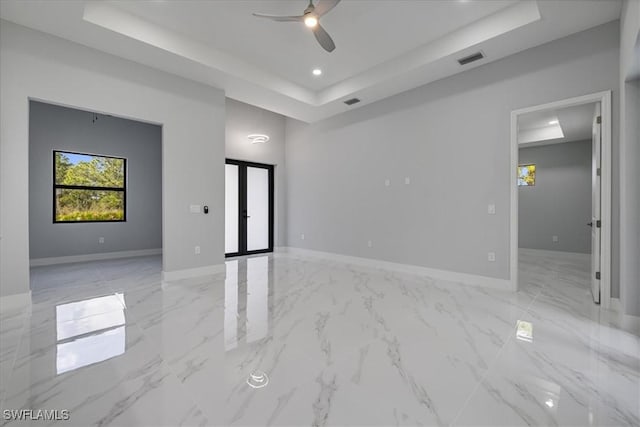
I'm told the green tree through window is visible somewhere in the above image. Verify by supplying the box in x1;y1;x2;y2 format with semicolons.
54;151;126;222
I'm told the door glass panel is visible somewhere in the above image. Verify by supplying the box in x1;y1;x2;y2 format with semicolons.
225;164;239;254
246;167;269;251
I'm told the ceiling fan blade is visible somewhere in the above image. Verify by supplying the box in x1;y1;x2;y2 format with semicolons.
252;13;303;22
314;0;341;17
312;23;336;52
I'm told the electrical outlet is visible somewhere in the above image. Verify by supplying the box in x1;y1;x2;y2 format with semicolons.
195;246;201;255
367;240;373;248
98;237;104;244
552;235;559;243
488;252;496;262
488;204;496;215
301;234;305;240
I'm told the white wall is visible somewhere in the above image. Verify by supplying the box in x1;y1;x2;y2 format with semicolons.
0;21;226;299
619;0;640;81
619;0;640;316
285;22;619;285
225;99;287;247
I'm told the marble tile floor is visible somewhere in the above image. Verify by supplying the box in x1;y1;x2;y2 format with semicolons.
0;249;638;426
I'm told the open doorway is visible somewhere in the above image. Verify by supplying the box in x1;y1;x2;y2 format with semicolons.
28;101;163;291
510;91;612;307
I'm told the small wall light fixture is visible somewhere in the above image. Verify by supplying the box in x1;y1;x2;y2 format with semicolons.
248;134;270;144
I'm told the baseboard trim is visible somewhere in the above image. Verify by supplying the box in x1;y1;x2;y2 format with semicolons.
282;247;514;291
610;297;622;313
162;263;226;281
30;248;162;266
0;291;32;312
519;248;590;259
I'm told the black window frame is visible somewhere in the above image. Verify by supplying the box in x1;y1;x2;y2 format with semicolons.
53;150;127;223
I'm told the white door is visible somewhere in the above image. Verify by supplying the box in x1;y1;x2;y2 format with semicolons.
246;166;270;252
590;103;602;304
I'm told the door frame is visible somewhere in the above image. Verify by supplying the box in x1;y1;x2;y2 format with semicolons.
225;158;275;258
509;91;612;308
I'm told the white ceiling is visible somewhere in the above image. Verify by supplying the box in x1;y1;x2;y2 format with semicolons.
0;0;622;122
518;103;597;147
111;0;517;91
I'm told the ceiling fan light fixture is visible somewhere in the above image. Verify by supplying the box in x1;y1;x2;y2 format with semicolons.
253;0;340;52
304;15;318;28
248;134;270;144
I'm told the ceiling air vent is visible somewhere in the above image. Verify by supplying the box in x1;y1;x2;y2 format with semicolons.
344;98;360;106
457;52;484;66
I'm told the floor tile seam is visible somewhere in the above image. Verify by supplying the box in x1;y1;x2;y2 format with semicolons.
448;280;546;426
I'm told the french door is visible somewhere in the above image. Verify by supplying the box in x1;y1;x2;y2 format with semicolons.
225;159;274;257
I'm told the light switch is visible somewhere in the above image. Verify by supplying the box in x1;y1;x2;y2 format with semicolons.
385;179;390;187
405;177;411;185
190;204;201;214
552;235;559;243
488;204;496;215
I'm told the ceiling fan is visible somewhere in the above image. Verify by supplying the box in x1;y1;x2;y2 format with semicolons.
253;0;341;52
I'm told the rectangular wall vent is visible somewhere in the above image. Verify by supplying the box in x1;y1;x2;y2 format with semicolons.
344;98;360;106
457;52;484;66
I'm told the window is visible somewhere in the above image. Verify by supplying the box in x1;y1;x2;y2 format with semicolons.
517;164;536;187
53;151;126;222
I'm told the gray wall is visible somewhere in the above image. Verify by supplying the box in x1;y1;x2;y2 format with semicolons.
29;101;162;259
619;0;640;317
285;22;619;281
225;99;287;246
518;140;592;253
619;78;640;315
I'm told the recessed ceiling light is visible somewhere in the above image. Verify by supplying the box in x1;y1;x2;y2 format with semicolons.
304;15;318;28
312;68;322;76
548;120;559;125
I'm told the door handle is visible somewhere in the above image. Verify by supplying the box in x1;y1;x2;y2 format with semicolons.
587;222;593;227
243;214;251;219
